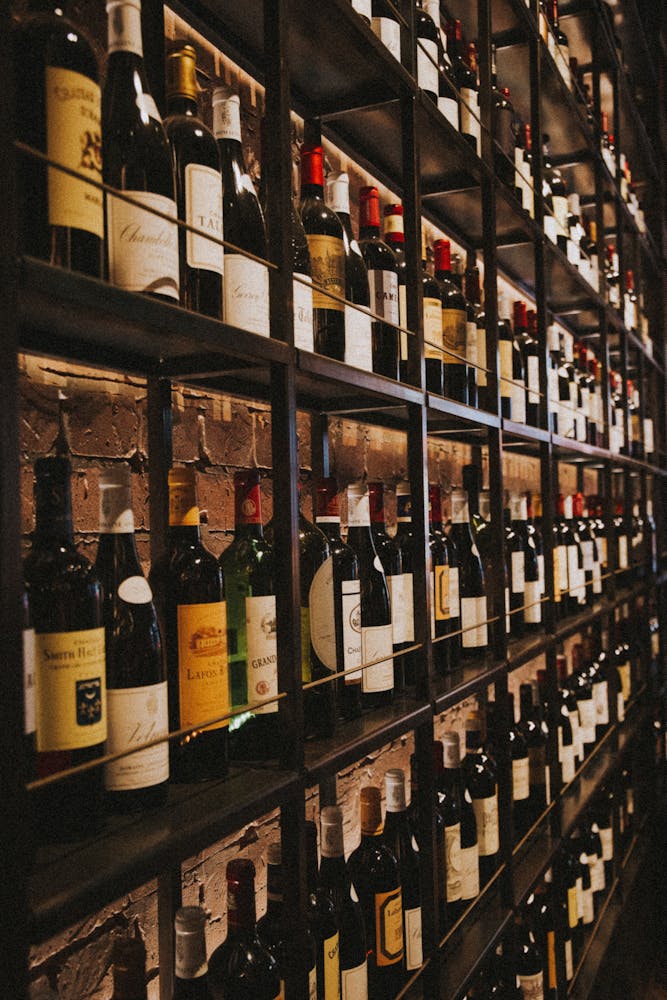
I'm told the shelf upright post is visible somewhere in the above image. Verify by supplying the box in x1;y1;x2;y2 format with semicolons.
140;0;166;113
0;5;29;996
263;3;308;998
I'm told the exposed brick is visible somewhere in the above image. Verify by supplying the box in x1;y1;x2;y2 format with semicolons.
65;389;141;460
198;399;254;468
19;376;61;459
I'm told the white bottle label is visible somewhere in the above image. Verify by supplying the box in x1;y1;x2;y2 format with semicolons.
527;355;540;403
511;550;525;594
224;254;270;337
309;557;337;672
617;690;625;723
185;163;224;275
477;327;487;386
499;340;513;393
600;826;613;862
417;38;439;95
578;699;596;744
565;939;574;981
212;96;241;142
438;96;459;131
404;906;423;970
351;0;371;18
576;876;584;919
473;793;499;856
345;303;374;371
459;842;480;900
511;379;527;423
246;593;278;713
445;821;462;900
341;961;368;1000
592;560;602;594
117;575;153;605
107;1;143;56
560;743;575;783
618;535;628;569
582;886;594;925
389;573;414;644
524;579;542;623
594;680;609;725
293;274;314;351
342;580;362;682
368;269;399;325
518;971;544;999
544;213;558;244
512;756;530;801
567;546;580;595
105;680;169;790
590;855;605;894
466;320;478;370
361;624;394;693
23;627;36;737
581;539;594;571
644;418;654;454
107;190;180;299
449;567;460;618
557;545;569;593
372;16;401;60
460;87;481;154
461;595;487;648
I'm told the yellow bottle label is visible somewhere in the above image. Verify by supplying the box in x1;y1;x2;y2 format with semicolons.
567;885;578;928
176;602;229;730
442;308;466;362
499;340;513;394
324;931;341;1000
277;982;285;1000
547;929;557;988
36;627;106;752
46;67;103;238
375;886;404;966
169;484;199;526
307;233;346;312
434;564;450;621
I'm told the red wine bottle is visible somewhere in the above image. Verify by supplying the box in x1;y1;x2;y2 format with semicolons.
301;144;346;360
12;0;104;275
103;0;179;301
150;466;229;782
449;488;487;657
434;239;468;403
429;484;461;675
367;482;403;689
357;186;400;381
24;457;106;841
96;466;169;812
164;45;223;319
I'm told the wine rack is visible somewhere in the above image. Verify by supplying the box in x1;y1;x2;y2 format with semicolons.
1;0;666;997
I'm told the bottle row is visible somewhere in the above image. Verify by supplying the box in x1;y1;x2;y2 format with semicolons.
101;712;642;1000
14;0;659;391
24;449;656;845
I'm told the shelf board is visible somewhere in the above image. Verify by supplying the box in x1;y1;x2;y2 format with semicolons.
502;419;550;448
29;765;299;944
426;395;501;436
438;883;513;1000
304;696;432;783
433;657;507;714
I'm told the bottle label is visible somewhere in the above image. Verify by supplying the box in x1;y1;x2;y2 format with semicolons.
461;595;487;648
617;690;625;723
117;575;153;605
389;573;414;643
107;1;143;55
511;379;526;423
518;970;544;999
460;842;479;900
309;967;317;1000
404;905;423;970
565;938;574;981
434;565;450;620
309;557;337;672
445;821;462;900
35;627;107;752
560;743;575;784
307;234;346;312
460;87;481;150
212;96;241;142
592;560;602;594
105;680;169;790
45;67;103;239
512;756;530;801
590;855;605;893
527;355;540;403
567;884;578;928
169;482;199;527
345;303;373;370
224;254;270;336
578;699;596;744
438;96;459;130
581;539;594;571
341;960;368;1000
442;308;466;363
416;35;438;96
246;594;278;713
423;296;443;360
600;826;613;862
557;545;569;593
451;493;470;524
544;213;558;244
374;886;403;965
448;566;460;617
477;327;487;386
184;163;224;275
176;602;229;729
107;190;179;299
618;535;628;569
511;550;525;594
368;269;399;325
617;662;631;702
371;17;401;60
473;793;499;856
347;491;371;527
323;931;340;999
466;320;478;370
566;545;580;595
23;627;36;737
547;929;557;989
594;680;609;725
582;886;594;925
361;624;394;693
342;580;362;682
524;579;542;623
499;340;513;393
293;275;314;352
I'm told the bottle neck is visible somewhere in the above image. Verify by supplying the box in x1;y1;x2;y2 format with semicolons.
167;93;198;117
301;182;325;202
227;882;257;935
359;222;381;241
107;2;144;58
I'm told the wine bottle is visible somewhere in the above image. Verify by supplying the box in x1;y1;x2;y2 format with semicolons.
519;682;549;826
510;301;527;425
429;483;461;675
525;876;558;1000
461;712;500;885
103;0;179;300
212;87;270;336
351;0;371;23
513;492;542;634
434;239;468;403
174;906;212;999
219;469;280;759
12;0;104;275
506;502;526;639
367;481;402;683
208;859;282;1000
348;786;404;999
305;821;341;1000
449;19;481;153
415;1;439;103
24;456;106;841
111;933;148;1000
441;732;480;919
357;186;400;381
393;481;417;686
465;251;486;408
509;692;531;840
319;806;369;1000
498;292;515;418
95;465;169;811
346;483;394;708
301;145;346;360
449;488;488;657
514;912;545;1000
422;235;444;395
371;2;401;62
382;204;408;338
149;466;228;782
164;45;223;318
314;478;362;721
383;769;423;974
